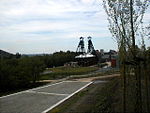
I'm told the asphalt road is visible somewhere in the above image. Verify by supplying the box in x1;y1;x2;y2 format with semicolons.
0;81;92;113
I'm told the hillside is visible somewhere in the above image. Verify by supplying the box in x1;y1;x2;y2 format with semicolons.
0;49;15;58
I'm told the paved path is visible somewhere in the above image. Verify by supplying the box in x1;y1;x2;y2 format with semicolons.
0;81;92;113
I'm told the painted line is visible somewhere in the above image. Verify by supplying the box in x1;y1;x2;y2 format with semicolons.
26;91;69;96
0;91;27;99
28;81;65;91
41;81;93;113
0;81;65;99
0;81;89;99
64;80;89;83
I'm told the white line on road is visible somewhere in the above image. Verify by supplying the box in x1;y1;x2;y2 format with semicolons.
0;90;27;99
41;81;93;113
0;81;89;99
28;81;65;91
0;81;65;99
26;91;69;96
64;80;89;83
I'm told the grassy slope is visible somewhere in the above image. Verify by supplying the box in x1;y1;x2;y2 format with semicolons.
40;66;99;80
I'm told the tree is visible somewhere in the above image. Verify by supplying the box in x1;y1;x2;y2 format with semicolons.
18;57;45;84
0;59;19;90
0;56;45;91
103;0;149;112
15;52;21;59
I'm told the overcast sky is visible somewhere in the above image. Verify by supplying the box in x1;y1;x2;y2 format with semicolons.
0;0;150;54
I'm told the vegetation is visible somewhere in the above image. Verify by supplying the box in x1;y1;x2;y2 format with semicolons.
41;51;76;68
0;57;45;92
0;51;77;94
103;0;150;112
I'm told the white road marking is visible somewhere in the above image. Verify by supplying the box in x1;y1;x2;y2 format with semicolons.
26;91;69;96
0;81;65;99
0;91;27;99
64;80;89;83
28;81;65;91
41;81;93;113
0;81;93;113
0;81;89;99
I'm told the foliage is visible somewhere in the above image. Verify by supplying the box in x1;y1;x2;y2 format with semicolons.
0;57;45;91
41;51;76;68
0;51;77;92
103;0;150;112
92;77;120;113
18;57;45;83
103;0;149;48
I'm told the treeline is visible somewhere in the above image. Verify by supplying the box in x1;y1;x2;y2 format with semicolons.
0;51;76;92
42;51;76;68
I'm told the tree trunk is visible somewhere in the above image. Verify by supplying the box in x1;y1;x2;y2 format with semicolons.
130;0;135;53
122;61;126;113
130;0;142;112
144;60;150;112
138;63;142;112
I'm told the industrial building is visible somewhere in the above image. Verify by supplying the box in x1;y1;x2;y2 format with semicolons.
75;36;98;66
75;37;118;67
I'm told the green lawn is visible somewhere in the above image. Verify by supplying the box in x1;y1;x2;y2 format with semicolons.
40;66;98;80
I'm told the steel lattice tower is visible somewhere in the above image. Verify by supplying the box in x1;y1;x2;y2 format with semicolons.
87;36;95;54
76;37;86;54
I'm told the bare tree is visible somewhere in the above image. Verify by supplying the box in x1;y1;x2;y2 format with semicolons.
103;0;149;112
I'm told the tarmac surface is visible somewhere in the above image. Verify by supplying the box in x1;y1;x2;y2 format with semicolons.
0;81;91;113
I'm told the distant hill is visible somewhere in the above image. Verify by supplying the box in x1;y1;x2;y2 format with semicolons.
0;49;15;58
22;53;52;57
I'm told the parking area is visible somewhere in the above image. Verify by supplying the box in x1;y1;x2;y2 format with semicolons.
0;81;92;113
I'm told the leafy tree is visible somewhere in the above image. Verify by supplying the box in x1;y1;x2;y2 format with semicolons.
0;56;45;91
18;57;45;84
0;59;19;90
15;52;21;59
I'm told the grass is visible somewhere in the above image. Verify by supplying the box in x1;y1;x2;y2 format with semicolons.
40;66;99;80
92;77;122;113
67;68;120;79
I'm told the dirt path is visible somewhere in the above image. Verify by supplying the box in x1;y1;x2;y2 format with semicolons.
39;74;120;83
72;74;120;82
